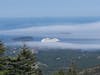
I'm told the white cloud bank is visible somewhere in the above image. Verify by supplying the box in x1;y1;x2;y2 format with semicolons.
7;41;100;50
0;22;100;39
1;22;100;50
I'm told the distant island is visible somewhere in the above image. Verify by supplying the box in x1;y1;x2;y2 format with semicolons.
13;36;34;41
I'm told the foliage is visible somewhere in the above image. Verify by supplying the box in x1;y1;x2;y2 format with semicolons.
6;44;41;75
0;41;7;73
0;41;5;56
67;62;78;75
53;70;65;75
0;44;42;75
0;42;100;75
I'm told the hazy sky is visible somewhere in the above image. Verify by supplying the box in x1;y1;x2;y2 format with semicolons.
0;0;100;17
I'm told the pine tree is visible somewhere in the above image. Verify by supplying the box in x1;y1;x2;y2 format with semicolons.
7;44;42;75
0;41;6;70
0;41;5;56
0;41;8;74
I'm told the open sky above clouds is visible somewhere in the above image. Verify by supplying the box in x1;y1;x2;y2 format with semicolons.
0;0;100;17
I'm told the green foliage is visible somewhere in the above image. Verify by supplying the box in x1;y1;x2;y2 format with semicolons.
53;70;65;75
67;62;78;75
0;41;7;72
0;41;5;56
0;57;8;70
1;42;100;75
6;45;39;75
0;44;43;75
58;70;65;75
0;70;9;75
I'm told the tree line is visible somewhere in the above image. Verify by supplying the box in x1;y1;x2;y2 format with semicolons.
0;41;95;75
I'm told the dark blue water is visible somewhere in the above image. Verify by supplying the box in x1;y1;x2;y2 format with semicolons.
0;17;100;30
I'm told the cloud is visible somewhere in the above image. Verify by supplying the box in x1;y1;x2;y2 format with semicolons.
7;41;100;50
2;22;100;50
0;22;100;38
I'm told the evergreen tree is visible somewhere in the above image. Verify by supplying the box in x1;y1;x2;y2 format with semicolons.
0;41;6;70
0;41;9;74
7;44;42;75
0;41;5;56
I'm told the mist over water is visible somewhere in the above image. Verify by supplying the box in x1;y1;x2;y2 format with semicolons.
1;17;100;50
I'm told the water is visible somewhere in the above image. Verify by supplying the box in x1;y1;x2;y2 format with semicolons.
1;17;100;50
0;17;100;30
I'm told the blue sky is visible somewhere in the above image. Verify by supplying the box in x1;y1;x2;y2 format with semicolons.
0;0;100;17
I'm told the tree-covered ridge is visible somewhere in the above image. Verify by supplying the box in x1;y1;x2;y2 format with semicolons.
0;42;42;75
0;41;100;75
0;41;5;56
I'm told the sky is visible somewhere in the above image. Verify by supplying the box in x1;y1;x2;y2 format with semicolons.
0;0;100;17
